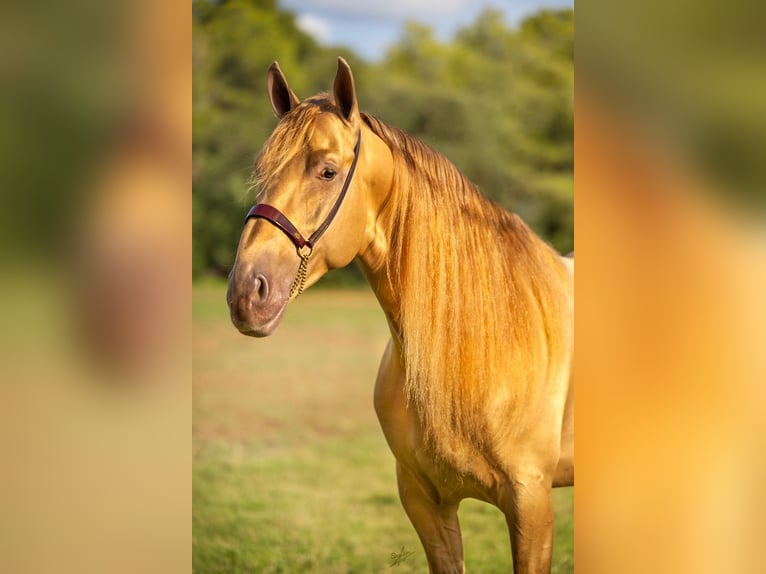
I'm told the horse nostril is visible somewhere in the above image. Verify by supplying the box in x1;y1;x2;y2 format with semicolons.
253;273;269;302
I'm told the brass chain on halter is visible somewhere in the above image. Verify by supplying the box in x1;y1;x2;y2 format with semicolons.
289;245;313;299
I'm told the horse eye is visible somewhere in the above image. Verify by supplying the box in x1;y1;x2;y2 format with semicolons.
320;168;337;181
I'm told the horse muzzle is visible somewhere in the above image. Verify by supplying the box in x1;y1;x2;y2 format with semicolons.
226;266;289;337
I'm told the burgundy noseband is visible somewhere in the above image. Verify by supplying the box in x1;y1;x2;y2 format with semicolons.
243;131;361;298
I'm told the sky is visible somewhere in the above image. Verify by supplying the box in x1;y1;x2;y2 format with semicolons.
281;0;574;61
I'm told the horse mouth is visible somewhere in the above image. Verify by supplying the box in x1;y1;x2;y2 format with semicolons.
230;300;287;337
227;283;289;338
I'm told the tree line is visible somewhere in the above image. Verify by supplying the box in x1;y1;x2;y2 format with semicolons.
193;0;573;280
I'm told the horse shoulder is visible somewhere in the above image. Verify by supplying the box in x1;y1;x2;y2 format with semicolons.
373;338;411;459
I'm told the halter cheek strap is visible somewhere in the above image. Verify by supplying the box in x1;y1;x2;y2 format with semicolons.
244;131;362;298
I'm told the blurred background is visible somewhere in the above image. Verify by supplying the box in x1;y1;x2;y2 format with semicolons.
0;0;189;573
192;0;574;281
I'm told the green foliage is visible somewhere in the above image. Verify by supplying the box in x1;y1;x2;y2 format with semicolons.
368;9;573;247
193;3;574;277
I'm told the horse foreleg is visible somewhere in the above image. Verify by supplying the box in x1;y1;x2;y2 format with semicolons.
553;378;574;488
396;463;464;574
500;473;554;574
552;442;573;487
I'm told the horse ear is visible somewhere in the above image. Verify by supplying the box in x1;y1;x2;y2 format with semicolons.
333;57;359;121
267;61;300;119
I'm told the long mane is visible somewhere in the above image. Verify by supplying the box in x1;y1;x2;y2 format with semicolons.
362;113;573;468
253;97;572;471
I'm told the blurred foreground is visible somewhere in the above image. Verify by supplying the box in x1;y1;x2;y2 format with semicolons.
0;0;189;573
576;1;766;570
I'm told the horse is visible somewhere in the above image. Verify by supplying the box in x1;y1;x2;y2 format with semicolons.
227;57;574;574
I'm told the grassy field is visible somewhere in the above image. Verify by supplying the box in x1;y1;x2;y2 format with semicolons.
193;282;573;573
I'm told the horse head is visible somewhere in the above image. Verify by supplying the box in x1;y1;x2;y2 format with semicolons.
227;58;391;336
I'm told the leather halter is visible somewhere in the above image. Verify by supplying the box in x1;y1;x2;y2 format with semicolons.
243;130;362;298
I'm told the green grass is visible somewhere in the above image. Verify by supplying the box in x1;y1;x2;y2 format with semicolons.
193;282;573;573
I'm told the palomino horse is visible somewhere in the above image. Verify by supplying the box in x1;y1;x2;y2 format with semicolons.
227;58;574;574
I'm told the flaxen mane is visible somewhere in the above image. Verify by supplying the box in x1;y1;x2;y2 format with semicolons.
362;112;572;469
252;96;572;470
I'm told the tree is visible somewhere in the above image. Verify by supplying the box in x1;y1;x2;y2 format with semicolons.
192;4;574;276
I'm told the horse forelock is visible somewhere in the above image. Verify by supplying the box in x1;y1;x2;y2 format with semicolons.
362;113;573;470
251;94;344;197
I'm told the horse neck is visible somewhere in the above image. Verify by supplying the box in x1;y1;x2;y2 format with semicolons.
353;123;574;465
354;122;488;338
353;129;412;336
354;182;401;336
354;118;564;353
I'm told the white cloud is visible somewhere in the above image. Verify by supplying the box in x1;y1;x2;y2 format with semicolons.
284;0;473;20
296;13;333;44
